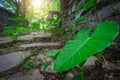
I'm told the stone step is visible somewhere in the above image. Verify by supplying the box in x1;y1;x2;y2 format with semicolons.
0;30;51;45
8;69;44;80
0;37;12;45
17;31;51;41
0;51;31;76
19;42;61;50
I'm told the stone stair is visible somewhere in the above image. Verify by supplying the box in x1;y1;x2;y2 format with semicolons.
0;51;31;76
19;42;60;50
0;30;51;46
0;30;61;78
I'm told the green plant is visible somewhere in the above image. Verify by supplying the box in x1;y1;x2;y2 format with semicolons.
44;50;60;70
54;21;119;72
72;68;86;80
74;0;96;14
21;59;36;70
66;0;96;31
43;0;119;79
2;26;27;40
46;15;68;40
44;21;119;80
45;21;119;72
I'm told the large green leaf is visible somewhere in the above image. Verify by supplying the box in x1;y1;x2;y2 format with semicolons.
44;61;52;70
54;21;119;72
74;27;90;40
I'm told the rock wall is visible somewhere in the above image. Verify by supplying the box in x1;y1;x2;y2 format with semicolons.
61;0;120;39
61;0;120;60
0;7;15;32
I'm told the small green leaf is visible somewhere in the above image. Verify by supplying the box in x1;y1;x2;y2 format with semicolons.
44;61;52;70
82;0;96;9
74;0;96;14
74;3;84;14
72;71;86;80
75;10;85;20
75;8;93;25
66;24;74;31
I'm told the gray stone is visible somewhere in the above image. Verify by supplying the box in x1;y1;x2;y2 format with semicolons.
19;42;60;50
0;37;12;44
37;54;54;73
37;54;51;63
0;30;51;44
0;51;29;73
17;30;51;41
72;4;76;12
8;69;44;80
65;72;74;80
114;2;120;14
84;56;97;69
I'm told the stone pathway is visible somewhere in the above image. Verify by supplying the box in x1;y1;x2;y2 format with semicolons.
0;51;29;73
0;30;51;45
0;37;12;44
0;29;100;79
18;31;51;41
0;30;61;79
19;42;61;50
8;69;44;80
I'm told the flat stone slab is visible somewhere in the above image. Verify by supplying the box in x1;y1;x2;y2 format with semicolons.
0;51;29;73
0;30;51;44
19;42;61;50
8;69;44;80
37;54;54;73
0;37;12;44
17;30;51;41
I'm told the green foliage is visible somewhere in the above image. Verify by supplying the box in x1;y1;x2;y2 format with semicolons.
75;8;94;25
49;0;60;10
8;17;27;22
47;15;60;28
21;60;36;70
0;0;16;12
8;17;28;27
54;21;119;72
44;50;60;57
117;60;120;66
74;0;96;14
46;15;68;40
44;61;52;70
2;26;26;36
67;0;95;31
72;71;86;80
44;49;60;70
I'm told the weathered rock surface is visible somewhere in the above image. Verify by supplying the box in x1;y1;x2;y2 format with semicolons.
84;56;97;69
8;69;44;80
18;30;51;41
0;37;12;44
0;51;29;73
65;72;74;80
0;30;51;45
19;42;61;50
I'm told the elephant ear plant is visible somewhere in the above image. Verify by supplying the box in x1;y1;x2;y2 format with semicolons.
53;21;119;72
